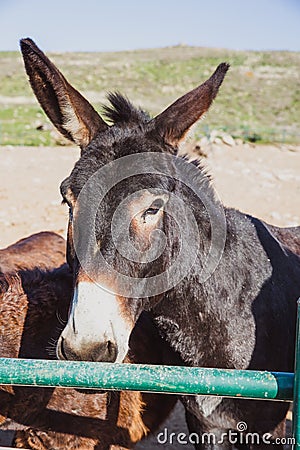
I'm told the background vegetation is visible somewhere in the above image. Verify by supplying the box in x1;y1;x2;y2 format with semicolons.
0;46;299;146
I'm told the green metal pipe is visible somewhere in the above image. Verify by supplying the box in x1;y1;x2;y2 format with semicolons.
0;358;293;401
293;298;300;448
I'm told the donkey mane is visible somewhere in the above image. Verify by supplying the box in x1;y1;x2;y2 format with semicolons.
102;92;150;126
101;92;213;187
101;93;214;187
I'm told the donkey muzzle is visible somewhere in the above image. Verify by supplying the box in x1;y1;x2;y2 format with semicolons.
58;335;118;362
56;281;132;363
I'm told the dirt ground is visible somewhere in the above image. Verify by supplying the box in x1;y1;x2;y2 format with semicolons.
0;142;299;449
0;143;299;249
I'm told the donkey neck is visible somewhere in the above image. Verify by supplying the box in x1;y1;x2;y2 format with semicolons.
151;208;300;371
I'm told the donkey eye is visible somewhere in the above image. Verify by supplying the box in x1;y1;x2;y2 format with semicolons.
141;207;160;223
142;199;164;219
62;196;73;220
61;196;71;207
145;207;160;216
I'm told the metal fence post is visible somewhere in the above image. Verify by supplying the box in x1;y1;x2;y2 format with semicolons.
293;299;300;448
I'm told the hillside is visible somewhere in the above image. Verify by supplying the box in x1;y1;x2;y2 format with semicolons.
0;45;299;145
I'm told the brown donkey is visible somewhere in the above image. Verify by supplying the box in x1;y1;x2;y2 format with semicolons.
0;232;176;449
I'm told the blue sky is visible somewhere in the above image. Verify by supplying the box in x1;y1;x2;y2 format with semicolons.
0;0;299;52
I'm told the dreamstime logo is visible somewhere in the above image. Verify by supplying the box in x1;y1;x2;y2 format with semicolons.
156;423;295;446
72;152;227;297
236;421;247;432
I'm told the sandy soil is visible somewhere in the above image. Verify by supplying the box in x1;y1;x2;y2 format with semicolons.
0;143;299;249
0;142;299;449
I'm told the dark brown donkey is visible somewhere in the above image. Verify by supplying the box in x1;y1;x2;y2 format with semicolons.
0;232;176;449
21;38;300;450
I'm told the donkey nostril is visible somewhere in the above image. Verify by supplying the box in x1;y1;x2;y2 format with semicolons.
59;337;81;361
92;340;117;362
106;340;117;363
59;338;67;360
86;341;118;362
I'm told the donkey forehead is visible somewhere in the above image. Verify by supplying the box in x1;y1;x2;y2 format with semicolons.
63;133;170;198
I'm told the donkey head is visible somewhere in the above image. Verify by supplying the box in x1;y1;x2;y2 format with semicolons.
21;38;229;363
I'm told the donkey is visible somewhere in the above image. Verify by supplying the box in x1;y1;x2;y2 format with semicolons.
21;38;300;449
0;232;176;449
0;231;66;273
269;225;300;257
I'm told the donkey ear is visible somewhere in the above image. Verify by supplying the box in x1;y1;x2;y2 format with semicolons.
152;63;230;147
20;38;108;149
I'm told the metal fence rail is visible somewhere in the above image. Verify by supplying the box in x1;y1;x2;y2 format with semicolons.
0;358;294;400
0;299;299;448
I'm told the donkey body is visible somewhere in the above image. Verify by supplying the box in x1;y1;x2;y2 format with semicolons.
269;224;300;256
0;231;66;273
0;232;176;449
21;39;300;449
